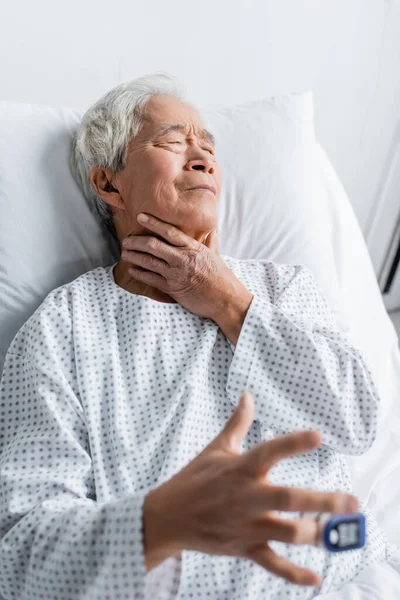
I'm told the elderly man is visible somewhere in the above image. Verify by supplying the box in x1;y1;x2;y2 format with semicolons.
0;73;396;600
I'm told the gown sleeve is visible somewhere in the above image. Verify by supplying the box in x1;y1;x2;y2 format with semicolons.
0;348;148;600
226;263;380;456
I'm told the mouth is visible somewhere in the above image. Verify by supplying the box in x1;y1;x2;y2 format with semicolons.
188;185;216;194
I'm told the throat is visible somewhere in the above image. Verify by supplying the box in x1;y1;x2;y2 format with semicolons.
113;262;178;303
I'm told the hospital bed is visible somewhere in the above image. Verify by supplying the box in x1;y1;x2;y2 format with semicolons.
0;90;399;598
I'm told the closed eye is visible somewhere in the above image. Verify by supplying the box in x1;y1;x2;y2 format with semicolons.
164;140;214;154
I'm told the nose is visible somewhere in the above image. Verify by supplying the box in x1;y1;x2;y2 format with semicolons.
185;156;215;174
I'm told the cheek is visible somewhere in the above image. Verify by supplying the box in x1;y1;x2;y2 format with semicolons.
150;157;183;205
147;152;181;181
123;151;182;202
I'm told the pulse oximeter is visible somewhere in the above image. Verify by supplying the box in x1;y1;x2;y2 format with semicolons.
302;512;366;552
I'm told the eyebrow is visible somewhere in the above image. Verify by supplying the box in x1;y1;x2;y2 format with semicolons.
152;123;216;146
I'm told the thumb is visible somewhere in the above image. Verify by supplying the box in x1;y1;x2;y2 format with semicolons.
204;229;219;253
206;391;255;454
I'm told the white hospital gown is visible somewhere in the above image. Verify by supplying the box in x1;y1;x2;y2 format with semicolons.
0;255;398;600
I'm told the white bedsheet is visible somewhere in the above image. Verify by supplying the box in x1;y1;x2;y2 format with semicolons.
318;407;400;600
363;423;400;545
316;552;400;599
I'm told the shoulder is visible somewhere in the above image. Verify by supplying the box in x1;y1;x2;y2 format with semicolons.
221;254;307;301
6;266;109;362
223;255;343;333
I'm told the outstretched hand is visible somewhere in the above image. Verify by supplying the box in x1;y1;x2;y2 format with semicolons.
144;391;359;583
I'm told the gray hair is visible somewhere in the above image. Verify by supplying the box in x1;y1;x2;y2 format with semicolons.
70;72;187;247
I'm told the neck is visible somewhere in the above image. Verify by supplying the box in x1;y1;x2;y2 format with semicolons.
113;261;178;303
113;227;216;303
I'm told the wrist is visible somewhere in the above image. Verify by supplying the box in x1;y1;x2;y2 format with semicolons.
213;284;254;346
143;487;182;572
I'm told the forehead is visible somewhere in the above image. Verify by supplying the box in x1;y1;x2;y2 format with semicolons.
139;94;215;144
143;94;203;126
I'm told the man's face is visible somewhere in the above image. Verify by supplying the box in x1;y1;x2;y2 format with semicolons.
111;94;222;242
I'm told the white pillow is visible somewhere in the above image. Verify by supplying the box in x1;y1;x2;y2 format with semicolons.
202;95;349;332
0;101;121;380
1;92;399;543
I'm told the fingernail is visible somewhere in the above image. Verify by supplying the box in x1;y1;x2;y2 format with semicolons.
137;213;148;222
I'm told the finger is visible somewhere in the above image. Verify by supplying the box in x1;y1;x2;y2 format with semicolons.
247;543;322;587
204;229;219;252
206;392;255;453
137;213;196;248
214;230;219;253
249;514;322;547
251;484;358;514
122;235;178;263
122;249;169;276
128;265;168;291
242;429;322;477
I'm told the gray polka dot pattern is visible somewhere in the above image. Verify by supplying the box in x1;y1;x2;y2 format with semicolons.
0;256;398;600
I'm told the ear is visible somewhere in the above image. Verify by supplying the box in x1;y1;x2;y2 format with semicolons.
89;167;124;209
204;229;219;253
